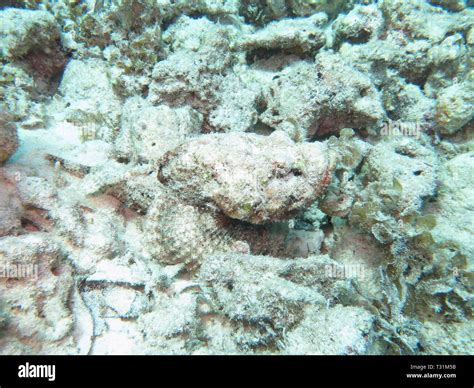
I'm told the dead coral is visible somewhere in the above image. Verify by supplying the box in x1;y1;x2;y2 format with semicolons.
0;234;76;354
260;52;385;139
0;171;22;237
149;16;241;109
115;97;202;164
0;108;18;164
198;252;337;349
0;8;60;60
238;13;327;57
332;4;383;46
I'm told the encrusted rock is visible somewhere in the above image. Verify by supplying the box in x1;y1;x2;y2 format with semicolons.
431;151;474;260
381;0;473;43
350;137;438;244
54;58;122;142
282;305;375;355
0;0;471;356
199;252;333;347
239;13;327;56
115;97;202;163
0;8;60;60
332;4;383;46
435;75;474;135
0;109;18;164
240;0;354;24
207;71;264;133
260;52;385;139
427;0;467;12
0;235;76;354
149;16;240;108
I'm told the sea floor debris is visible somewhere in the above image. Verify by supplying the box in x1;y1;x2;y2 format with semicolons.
0;0;473;355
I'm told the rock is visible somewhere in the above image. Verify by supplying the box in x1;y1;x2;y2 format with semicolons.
419;321;474;355
260;52;385;139
115;97;202;163
240;0;354;24
0;109;18;164
199;252;333;348
332;4;383;46
381;0;473;43
432;151;474;260
435;76;474;134
282;305;375;355
350;137;438;244
238;14;327;56
55;59;122;142
428;0;467;12
0;235;76;354
138;293;199;338
0;8;60;60
0;172;22;237
149;16;240;108
207;72;264;133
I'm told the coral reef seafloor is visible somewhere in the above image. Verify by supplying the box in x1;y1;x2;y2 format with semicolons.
0;0;473;355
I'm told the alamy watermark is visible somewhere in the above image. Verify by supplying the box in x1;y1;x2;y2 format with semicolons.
380;120;422;139
0;263;39;280
78;123;97;142
18;362;55;382
325;264;366;280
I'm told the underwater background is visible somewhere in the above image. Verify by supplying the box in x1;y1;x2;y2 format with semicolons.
0;0;472;355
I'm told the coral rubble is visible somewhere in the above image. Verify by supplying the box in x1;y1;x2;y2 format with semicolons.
0;0;472;355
